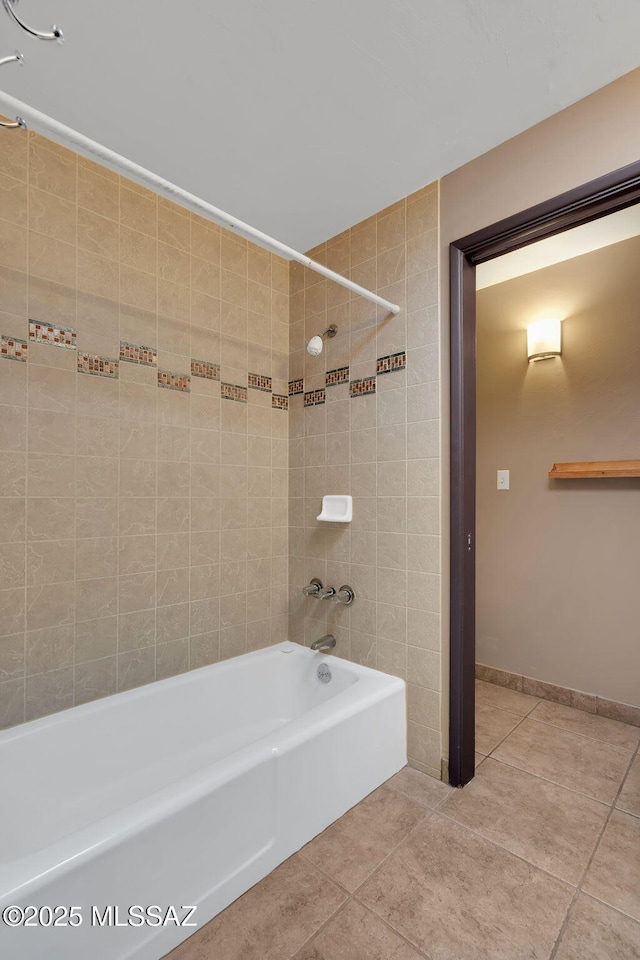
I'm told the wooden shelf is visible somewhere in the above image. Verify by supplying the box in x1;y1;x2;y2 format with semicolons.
549;460;640;479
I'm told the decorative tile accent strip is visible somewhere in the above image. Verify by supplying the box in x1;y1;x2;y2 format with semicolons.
1;335;28;361
221;382;248;403
29;320;76;349
350;377;377;397
191;358;220;381
288;378;304;396
248;372;272;392
325;366;349;387
120;341;157;366
158;370;190;392
304;388;326;407
377;351;407;375
272;394;289;411
78;354;119;379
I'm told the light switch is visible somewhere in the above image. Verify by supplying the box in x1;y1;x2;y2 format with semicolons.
497;470;510;490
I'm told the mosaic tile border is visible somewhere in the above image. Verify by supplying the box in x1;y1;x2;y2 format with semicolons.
291;348;409;401
248;372;272;393
191;358;220;381
304;388;326;407
377;351;406;375
158;370;191;392
120;341;157;366
326;366;349;387
288;378;304;396
349;377;377;397
29;320;76;350
221;382;248;403
272;394;289;411
78;354;119;379
1;335;28;361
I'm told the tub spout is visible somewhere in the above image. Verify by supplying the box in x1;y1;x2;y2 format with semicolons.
310;634;336;653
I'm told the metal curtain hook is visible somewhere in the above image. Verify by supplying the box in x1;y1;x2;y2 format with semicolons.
2;0;63;42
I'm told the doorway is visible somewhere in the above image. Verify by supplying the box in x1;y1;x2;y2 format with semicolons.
448;158;640;787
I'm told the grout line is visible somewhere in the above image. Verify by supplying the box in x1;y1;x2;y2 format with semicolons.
356;899;436;960
288;898;353;960
349;807;436;898
436;806;582;889
548;739;640;959
578;890;640;925
479;707;530;756
482;754;612;808
521;707;640;749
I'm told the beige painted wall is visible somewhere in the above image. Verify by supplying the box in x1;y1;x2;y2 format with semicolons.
476;237;640;706
439;67;640;744
0;130;289;727
288;186;442;777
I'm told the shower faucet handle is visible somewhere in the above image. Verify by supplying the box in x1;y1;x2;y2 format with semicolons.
302;577;323;598
331;585;355;606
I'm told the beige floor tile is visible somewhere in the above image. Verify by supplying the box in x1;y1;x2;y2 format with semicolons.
493;719;633;804
618;754;640;817
475;752;486;767
357;814;573;960
165;854;346;960
386;764;452;808
530;700;640;750
475;701;522;755
293;901;424;960
475;679;540;716
583;810;640;921
302;785;427;893
554;894;640;960
441;757;608;884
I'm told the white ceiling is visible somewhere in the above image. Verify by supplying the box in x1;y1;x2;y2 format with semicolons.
476;204;640;289
2;1;640;251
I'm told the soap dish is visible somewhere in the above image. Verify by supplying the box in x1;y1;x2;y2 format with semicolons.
317;495;353;523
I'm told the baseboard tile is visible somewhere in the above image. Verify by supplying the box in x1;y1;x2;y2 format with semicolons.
476;662;640;728
596;696;640;728
475;663;522;691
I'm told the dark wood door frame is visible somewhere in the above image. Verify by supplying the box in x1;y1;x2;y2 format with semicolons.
448;158;640;787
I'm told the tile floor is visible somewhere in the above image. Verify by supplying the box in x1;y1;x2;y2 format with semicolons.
166;680;640;960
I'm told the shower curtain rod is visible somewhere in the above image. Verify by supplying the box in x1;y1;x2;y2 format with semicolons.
0;93;400;316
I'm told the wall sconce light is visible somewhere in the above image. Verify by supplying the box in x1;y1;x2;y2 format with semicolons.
527;318;562;362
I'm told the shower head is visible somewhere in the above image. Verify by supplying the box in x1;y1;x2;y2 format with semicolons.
306;324;337;356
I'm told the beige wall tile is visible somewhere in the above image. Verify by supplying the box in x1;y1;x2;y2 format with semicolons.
0;587;24;639
26;540;74;584
25;666;74;720
75;656;117;704
75;577;117;621
120;185;157;236
26;582;74;631
117;647;155;691
25;624;74;675
75;616;117;663
0;632;25;680
77;207;119;260
75;537;118;581
29;139;76;201
28;186;76;243
77;160;119;219
0;404;26;452
76;498;118;539
0;133;294;731
158;200;190;252
156;603;190;643
26;498;75;542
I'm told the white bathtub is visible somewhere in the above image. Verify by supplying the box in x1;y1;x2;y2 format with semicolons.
0;641;406;960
